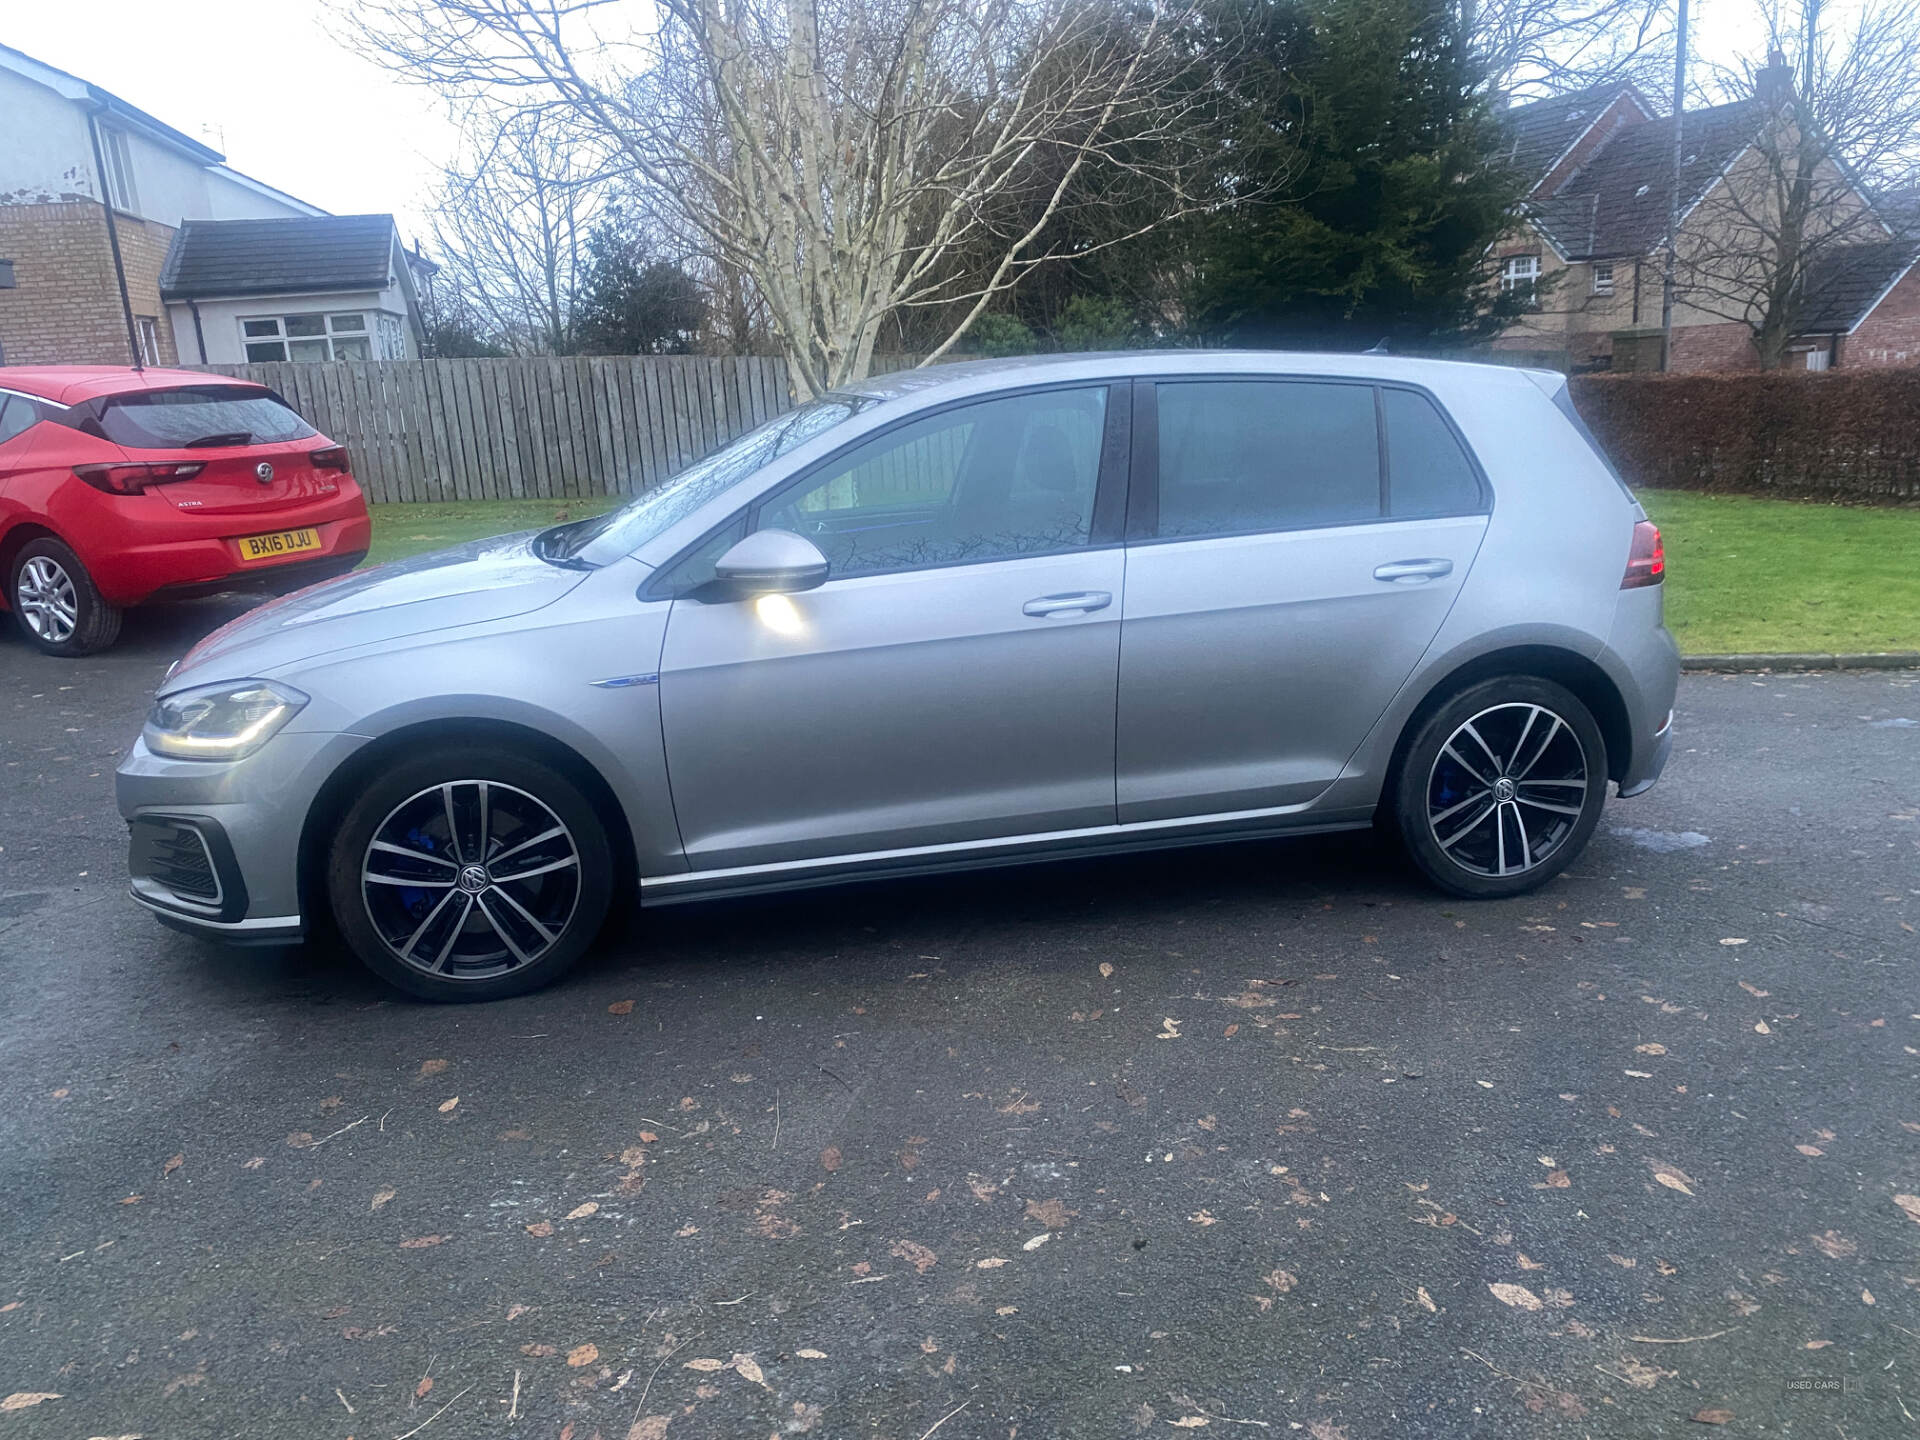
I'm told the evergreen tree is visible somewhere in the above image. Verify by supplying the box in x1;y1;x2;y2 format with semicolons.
574;222;707;356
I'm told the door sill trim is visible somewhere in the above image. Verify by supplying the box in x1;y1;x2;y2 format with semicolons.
639;801;1374;904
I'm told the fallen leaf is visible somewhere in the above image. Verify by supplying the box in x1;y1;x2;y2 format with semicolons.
608;1000;635;1015
0;1393;61;1411
975;1257;1009;1269
1157;1017;1183;1039
1516;1253;1546;1271
566;1202;599;1220
506;1304;531;1319
1025;1198;1075;1229
567;1343;599;1367
1489;1282;1543;1311
1795;1144;1823;1157
1805;1339;1832;1350
1811;1231;1857;1259
683;1358;726;1372
370;1186;396;1212
1022;1233;1051;1252
241;1156;264;1169
890;1239;938;1273
796;1348;827;1359
1099;962;1114;978
1738;981;1769;998
525;1221;554;1238
521;1343;558;1357
1170;1419;1210;1429
820;1146;842;1172
1754;1020;1772;1035
415;1375;434;1400
162;1153;183;1177
1690;1408;1735;1425
399;1234;447;1249
1189;1209;1218;1226
1264;1268;1297;1294
1648;1160;1695;1196
627;1417;671;1440
286;1132;315;1148
1614;1355;1676;1389
1416;1286;1437;1312
1893;1194;1920;1226
1608;1254;1637;1269
1542;1169;1571;1189
1862;1289;1876;1306
730;1353;765;1385
1634;1043;1667;1056
1719;938;1747;947
419;1059;448;1076
438;1097;459;1113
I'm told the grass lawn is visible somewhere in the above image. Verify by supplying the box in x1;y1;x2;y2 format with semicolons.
362;490;1920;656
1639;489;1920;655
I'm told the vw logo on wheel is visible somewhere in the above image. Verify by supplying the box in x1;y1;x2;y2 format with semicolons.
254;462;275;484
457;863;490;894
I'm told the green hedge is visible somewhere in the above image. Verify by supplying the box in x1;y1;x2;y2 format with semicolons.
1569;370;1920;505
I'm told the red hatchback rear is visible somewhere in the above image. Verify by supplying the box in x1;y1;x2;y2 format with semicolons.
0;367;370;655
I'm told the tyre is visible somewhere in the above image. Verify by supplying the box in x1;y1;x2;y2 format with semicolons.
1391;677;1608;899
10;537;122;656
326;744;614;1001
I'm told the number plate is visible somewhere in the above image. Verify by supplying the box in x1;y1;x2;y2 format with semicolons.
237;527;322;562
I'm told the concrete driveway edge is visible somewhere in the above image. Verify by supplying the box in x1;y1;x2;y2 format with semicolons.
1683;650;1920;672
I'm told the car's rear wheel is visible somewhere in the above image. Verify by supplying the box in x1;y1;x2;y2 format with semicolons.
1392;677;1608;898
326;744;614;1001
9;538;122;656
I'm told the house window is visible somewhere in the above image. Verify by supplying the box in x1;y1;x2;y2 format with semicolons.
0;259;15;289
100;128;139;213
1591;263;1615;296
136;316;161;366
1803;347;1830;372
240;312;374;363
1500;254;1540;302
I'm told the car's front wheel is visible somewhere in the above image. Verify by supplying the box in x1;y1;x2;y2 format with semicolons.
10;537;122;656
1392;677;1608;898
326;744;614;1001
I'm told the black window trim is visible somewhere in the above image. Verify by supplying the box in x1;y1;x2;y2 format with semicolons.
640;376;1133;601
1127;373;1491;548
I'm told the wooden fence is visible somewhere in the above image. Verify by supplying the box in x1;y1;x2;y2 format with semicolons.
191;355;805;505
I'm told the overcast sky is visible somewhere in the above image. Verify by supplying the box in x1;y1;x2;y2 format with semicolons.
5;0;1873;244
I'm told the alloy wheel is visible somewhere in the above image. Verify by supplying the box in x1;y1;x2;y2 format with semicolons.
360;780;582;980
16;556;78;643
1425;702;1590;878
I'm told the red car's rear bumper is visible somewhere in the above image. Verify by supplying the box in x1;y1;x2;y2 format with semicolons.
58;483;372;608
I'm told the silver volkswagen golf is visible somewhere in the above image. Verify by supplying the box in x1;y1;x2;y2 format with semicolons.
118;353;1678;1000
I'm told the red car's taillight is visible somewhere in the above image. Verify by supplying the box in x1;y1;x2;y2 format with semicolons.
310;446;351;473
1622;520;1664;589
73;462;206;495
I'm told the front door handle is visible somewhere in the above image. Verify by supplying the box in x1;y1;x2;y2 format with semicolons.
1373;558;1454;584
1023;590;1112;617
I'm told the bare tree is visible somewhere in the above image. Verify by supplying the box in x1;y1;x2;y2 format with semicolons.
1460;0;1672;98
1678;0;1920;367
339;0;1243;395
430;108;605;354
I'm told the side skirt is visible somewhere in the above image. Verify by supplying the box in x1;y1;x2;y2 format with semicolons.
636;806;1378;907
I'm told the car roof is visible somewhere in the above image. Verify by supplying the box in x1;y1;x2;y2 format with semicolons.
0;366;259;408
833;350;1564;404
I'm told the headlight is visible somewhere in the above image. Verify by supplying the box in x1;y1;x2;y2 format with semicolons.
144;680;308;761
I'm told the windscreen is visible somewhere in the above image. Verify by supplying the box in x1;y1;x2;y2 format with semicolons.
93;386;317;449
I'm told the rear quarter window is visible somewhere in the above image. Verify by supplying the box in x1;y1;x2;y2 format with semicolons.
1382;388;1485;518
90;386;315;449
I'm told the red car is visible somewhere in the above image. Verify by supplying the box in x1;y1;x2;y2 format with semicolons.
0;367;371;656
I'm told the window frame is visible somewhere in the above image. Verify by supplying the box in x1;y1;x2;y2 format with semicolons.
1500;254;1541;302
640;377;1133;601
136;316;161;367
1126;374;1489;547
1590;263;1615;297
100;127;139;213
239;311;376;363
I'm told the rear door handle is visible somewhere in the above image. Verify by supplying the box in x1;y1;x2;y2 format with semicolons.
1023;590;1112;617
1373;558;1454;584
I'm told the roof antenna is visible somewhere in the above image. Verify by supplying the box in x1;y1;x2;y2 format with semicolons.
1363;338;1391;354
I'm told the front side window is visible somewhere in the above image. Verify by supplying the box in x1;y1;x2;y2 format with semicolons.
1155;380;1380;538
754;386;1108;577
1501;254;1540;300
241;313;375;363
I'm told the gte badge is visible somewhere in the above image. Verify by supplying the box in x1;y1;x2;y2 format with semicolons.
255;462;275;484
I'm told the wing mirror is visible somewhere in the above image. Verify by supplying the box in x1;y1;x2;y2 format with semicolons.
712;529;830;596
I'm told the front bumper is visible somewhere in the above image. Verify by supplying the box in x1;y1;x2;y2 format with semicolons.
117;728;370;944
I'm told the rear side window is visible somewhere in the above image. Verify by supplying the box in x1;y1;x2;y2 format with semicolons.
0;395;38;447
1156;380;1380;537
1382;388;1483;518
90;386;315;449
1550;385;1635;498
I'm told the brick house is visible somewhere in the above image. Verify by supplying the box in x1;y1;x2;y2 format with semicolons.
0;42;429;370
1489;73;1917;373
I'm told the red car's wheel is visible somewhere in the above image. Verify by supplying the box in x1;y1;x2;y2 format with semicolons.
10;537;122;657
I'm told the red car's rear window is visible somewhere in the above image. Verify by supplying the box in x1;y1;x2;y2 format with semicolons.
93;386;316;450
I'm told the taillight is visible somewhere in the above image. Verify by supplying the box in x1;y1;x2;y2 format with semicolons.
73;462;206;495
310;446;351;473
1622;520;1664;588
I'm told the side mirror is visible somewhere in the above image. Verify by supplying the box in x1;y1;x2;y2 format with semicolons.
712;528;829;596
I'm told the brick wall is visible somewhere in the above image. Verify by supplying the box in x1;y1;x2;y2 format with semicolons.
0;201;177;365
1669;321;1759;373
1842;263;1920;368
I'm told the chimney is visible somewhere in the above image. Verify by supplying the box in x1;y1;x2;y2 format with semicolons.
1754;47;1794;105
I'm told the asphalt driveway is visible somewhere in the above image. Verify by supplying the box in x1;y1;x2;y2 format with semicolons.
0;602;1916;1438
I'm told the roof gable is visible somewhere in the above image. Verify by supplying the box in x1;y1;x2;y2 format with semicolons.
160;215;399;301
1798;238;1920;333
